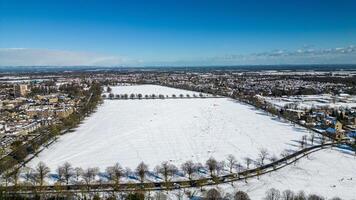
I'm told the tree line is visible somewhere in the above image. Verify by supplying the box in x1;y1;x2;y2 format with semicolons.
0;138;331;199
103;93;206;99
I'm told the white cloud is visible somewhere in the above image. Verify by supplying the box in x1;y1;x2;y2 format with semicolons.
0;48;130;66
206;45;356;65
138;45;356;66
1;45;355;67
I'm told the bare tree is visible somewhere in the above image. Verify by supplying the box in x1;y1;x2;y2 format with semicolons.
307;194;325;200
234;163;244;174
226;154;237;173
244;157;252;169
74;167;83;183
280;150;290;163
62;162;73;185
82;167;99;187
57;162;73;185
269;154;279;169
300;135;308;149
106;163;124;188
234;191;251;200
310;133;315;145
35;162;50;187
56;165;65;184
136;162;148;184
206;188;222;200
294;191;307;200
216;161;225;175
181;160;196;180
156;162;177;185
23;167;34;184
264;188;281;200
282;190;295;200
320;134;326;145
206;157;218;177
259;148;269;165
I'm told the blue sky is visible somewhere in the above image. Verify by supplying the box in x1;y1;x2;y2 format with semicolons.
0;0;355;66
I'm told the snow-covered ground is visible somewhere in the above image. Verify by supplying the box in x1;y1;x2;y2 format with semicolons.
28;85;312;171
26;85;355;198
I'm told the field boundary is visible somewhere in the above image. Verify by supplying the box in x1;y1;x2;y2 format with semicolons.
1;142;344;195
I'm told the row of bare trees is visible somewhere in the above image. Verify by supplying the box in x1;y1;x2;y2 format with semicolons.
2;139;332;191
103;93;206;99
1;149;281;188
1;148;342;200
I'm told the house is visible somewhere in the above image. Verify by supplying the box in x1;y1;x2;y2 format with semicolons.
15;84;29;96
48;97;58;104
334;121;343;132
326;120;344;140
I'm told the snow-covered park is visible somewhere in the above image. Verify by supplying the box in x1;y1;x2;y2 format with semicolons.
27;85;356;199
28;85;312;170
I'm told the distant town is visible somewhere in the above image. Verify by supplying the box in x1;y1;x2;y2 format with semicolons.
0;68;355;200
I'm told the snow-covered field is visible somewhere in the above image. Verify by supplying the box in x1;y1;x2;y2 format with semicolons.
27;85;356;199
28;85;312;171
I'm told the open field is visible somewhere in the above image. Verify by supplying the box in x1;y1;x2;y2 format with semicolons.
28;85;312;170
26;85;356;198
